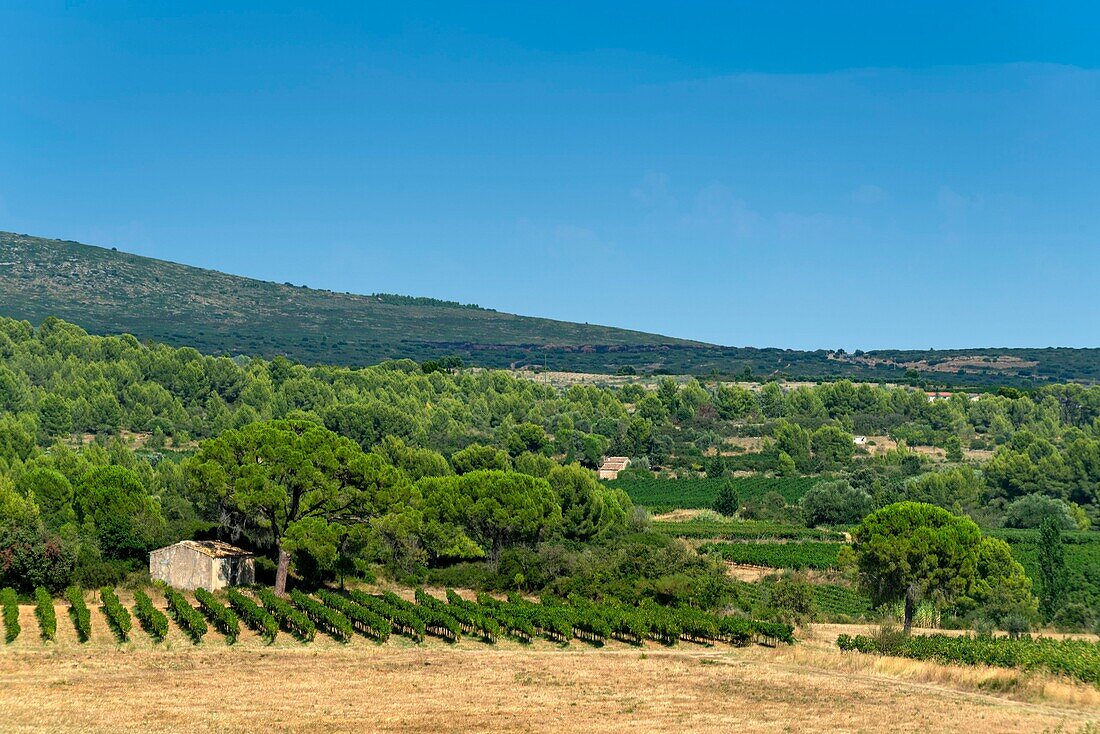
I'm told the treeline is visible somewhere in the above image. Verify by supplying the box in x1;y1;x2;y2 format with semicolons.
4;317;1100;477
0;316;1098;607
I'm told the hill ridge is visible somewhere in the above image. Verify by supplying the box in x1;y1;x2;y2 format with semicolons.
1;230;1097;384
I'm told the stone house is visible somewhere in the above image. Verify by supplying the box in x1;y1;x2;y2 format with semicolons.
596;456;631;480
149;540;255;591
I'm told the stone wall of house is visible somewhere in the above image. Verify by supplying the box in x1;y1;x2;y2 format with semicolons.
149;545;215;590
214;556;256;588
149;545;257;591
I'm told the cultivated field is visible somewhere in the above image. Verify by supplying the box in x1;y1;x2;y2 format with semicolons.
1;603;1098;733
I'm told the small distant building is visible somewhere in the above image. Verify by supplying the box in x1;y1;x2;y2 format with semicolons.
149;540;255;591
852;435;868;445
925;391;954;402
597;456;631;480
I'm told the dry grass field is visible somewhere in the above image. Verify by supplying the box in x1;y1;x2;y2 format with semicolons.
1;603;1099;733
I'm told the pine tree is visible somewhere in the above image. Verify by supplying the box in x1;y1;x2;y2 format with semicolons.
712;480;740;517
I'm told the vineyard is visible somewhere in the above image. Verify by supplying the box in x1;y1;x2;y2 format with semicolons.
837;633;1100;686
701;541;842;570
605;476;824;511
0;586;794;650
991;530;1100;611
729;579;875;621
654;519;844;542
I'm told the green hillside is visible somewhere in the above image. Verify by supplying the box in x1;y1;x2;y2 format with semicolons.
0;231;1097;383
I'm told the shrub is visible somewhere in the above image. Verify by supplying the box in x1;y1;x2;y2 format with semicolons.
762;575;817;626
1053;603;1095;632
1003;494;1077;531
712;480;739;517
1002;613;1032;639
800;480;871;527
34;587;56;641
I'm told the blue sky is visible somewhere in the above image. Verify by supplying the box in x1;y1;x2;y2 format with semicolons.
2;2;1099;350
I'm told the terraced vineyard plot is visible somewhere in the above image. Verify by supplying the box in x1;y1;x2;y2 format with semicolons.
655;519;844;541
991;530;1100;612
606;476;824;512
702;541;842;570
813;584;874;619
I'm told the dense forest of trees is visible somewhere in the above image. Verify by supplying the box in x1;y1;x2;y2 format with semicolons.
0;316;1097;619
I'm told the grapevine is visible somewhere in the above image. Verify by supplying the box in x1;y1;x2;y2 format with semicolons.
34;587;56;642
133;589;169;642
66;587;91;642
227;589;278;643
101;587;132;641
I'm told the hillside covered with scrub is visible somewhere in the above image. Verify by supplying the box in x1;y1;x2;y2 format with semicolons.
0;315;1098;633
2;231;1099;384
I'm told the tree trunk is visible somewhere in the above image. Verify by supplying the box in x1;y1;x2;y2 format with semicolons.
903;585;916;634
274;544;291;597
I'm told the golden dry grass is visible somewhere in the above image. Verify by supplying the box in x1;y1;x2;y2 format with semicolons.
1;604;1098;733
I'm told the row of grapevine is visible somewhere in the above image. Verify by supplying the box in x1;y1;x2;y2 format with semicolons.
837;633;1100;685
227;589;278;643
289;590;352;642
348;590;425;641
474;594;536;642
162;585;208;642
315;589;391;641
194;588;241;643
66;587;91;642
701;541;841;570
255;587;315;641
100;588;132;641
423;588;497;642
1;587;18;642
133;589;169;641
381;589;459;641
34;587;56;641
504;593;572;642
411;589;796;649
